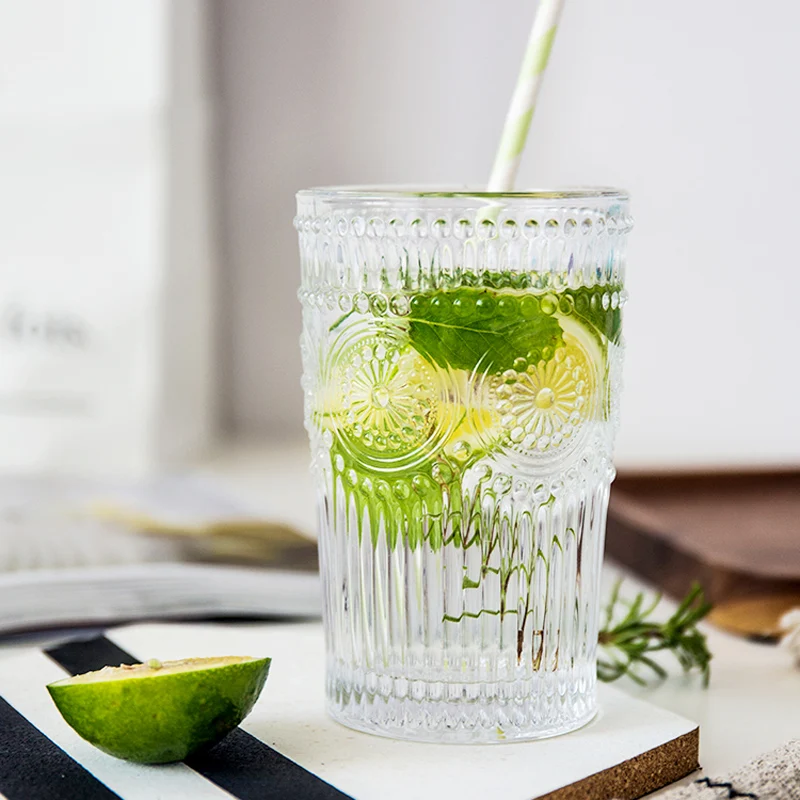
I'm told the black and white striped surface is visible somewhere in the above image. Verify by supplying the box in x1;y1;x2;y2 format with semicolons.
0;632;349;800
0;622;698;800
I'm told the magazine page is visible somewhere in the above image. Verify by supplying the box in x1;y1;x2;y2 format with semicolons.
0;475;320;635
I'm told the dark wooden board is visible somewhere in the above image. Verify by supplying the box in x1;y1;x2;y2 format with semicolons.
606;471;800;638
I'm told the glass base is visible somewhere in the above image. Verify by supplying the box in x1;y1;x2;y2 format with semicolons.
326;666;598;743
317;466;611;743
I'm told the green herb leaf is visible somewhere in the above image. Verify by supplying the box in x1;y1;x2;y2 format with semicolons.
407;287;564;374
571;287;623;346
327;440;457;550
598;580;713;686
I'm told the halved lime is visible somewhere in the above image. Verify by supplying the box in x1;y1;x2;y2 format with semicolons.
47;655;270;764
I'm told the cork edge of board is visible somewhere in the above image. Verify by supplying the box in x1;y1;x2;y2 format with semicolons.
534;727;700;800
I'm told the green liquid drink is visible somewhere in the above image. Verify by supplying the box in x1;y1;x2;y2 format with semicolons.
296;189;631;742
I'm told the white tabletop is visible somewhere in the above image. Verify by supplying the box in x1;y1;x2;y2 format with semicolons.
2;440;798;796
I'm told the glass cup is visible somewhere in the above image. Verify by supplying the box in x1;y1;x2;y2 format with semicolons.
295;188;632;742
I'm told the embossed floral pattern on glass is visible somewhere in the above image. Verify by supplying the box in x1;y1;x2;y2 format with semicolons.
296;189;631;742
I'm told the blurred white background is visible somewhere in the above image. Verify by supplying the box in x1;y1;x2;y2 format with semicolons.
0;0;798;473
214;0;800;470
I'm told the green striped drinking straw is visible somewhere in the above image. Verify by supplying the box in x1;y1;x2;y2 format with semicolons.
487;0;565;192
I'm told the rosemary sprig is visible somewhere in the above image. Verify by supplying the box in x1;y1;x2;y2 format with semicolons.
598;580;713;686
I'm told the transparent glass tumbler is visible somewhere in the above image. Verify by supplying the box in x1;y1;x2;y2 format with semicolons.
295;188;632;742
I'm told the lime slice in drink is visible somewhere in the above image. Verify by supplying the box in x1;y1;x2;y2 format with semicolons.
312;378;347;428
556;312;604;393
495;311;604;454
47;656;270;764
441;371;503;463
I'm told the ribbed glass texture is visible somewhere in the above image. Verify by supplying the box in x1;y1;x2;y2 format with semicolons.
295;188;631;742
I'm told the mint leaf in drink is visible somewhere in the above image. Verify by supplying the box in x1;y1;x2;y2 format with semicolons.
570;286;623;346
407;287;564;374
328;440;453;551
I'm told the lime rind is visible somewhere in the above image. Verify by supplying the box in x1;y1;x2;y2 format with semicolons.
47;656;271;764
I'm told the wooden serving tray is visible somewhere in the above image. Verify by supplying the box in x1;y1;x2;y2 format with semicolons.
606;471;800;639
